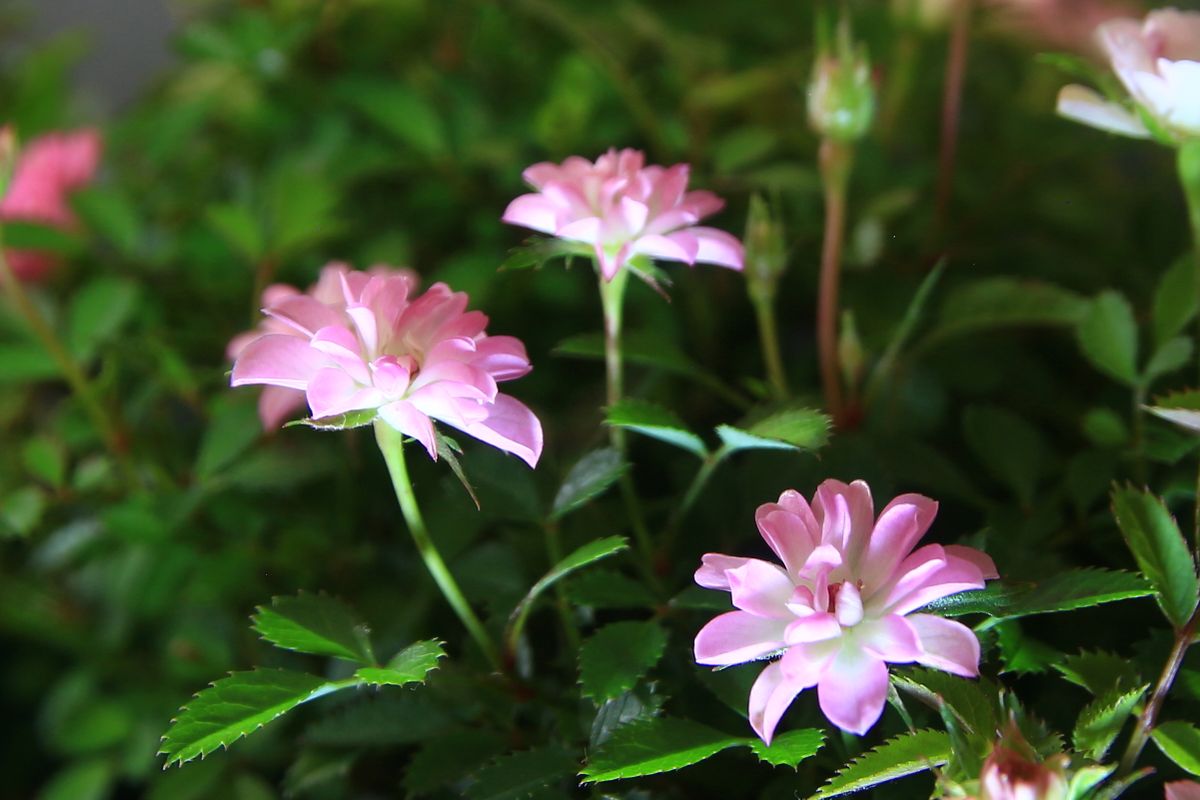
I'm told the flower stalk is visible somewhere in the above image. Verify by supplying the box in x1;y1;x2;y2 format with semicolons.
935;0;973;229
0;231;136;487
745;195;790;399
817;139;853;424
1180;142;1200;557
374;420;502;671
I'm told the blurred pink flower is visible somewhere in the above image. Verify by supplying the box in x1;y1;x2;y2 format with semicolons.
228;262;418;429
1057;8;1200;140
502;148;743;281
989;0;1134;53
694;480;997;740
231;268;542;466
0;129;102;280
1168;782;1200;800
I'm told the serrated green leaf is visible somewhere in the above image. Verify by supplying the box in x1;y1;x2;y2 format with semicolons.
567;569;657;609
283;749;353;797
579;620;667;702
355;640;445;686
1147;389;1200;434
1152;721;1200;776
963;405;1048;505
292;408;379;431
466;746;578;800
605;399;707;457
252;593;374;664
507;536;628;647
1153;255;1197;347
925;570;1153;625
1054;651;1141;695
500;237;591;271
1111;486;1200;629
1144;337;1193;384
996;622;1062;675
1067;765;1116;800
892;670;1001;742
1077;291;1138;385
580;718;747;783
750;728;825;768
589;688;664;748
1073;684;1147;760
719;407;831;455
922;278;1088;346
406;731;508;795
68;276;139;362
814;729;951;799
551;448;628;520
159;669;334;766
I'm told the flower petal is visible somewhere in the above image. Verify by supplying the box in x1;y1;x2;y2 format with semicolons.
748;661;806;745
694;611;789;666
727;560;796;619
689;227;744;270
906;614;980;677
859;494;939;591
695;554;753;591
457;394;543;467
501;193;562;234
378;399;438;460
816;649;890;735
1055;84;1150;138
857;614;923;662
231;334;326;390
755;502;819;576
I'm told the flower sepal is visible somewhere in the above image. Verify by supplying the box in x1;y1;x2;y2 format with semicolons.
499;236;594;272
287;407;380;431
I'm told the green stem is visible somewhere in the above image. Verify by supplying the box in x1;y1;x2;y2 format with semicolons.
751;293;790;399
659;449;724;561
934;0;973;231
543;520;581;652
597;267;658;585
0;231;137;488
817;138;852;426
1180;141;1200;557
1131;383;1147;485
374;421;502;671
1116;611;1196;778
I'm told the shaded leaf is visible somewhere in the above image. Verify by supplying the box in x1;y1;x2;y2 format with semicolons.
251;593;374;664
581;718;746;783
1077;291;1138;385
406;731;508;795
716;407;830;456
1152;721;1200;776
749;728;825;768
923;278;1088;345
551;448;627;520
1111;486;1200;629
579;620;668;703
1054;651;1142;695
68;276;139;362
1143;337;1192;384
567;569;656;609
1153;255;1197;347
605;399;707;457
355;640;445;686
814;729;951;799
1073;684;1147;761
508;537;628;643
466;746;578;800
1147;389;1200;434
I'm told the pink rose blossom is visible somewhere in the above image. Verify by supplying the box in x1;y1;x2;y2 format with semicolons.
502;148;744;281
228;262;417;429
0;129;102;280
1057;8;1200;140
1168;782;1200;800
230;268;542;467
693;480;997;740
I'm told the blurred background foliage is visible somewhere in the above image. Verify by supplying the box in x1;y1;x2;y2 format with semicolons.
1;0;1198;797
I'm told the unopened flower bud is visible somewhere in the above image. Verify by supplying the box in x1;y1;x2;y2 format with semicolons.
980;726;1069;800
744;195;787;303
891;0;955;31
808;20;876;142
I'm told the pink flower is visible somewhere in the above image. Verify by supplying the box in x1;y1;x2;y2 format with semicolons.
230;268;543;467
1168;782;1200;800
979;739;1069;800
693;480;997;740
501;148;744;281
1056;8;1200;140
989;0;1135;54
0;129;102;280
228;262;418;429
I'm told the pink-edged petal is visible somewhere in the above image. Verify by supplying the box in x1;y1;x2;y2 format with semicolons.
688;227;744;270
258;386;306;429
857;614;923;662
945;544;998;579
457;394;543;467
816;649;890;735
834;582;864;627
695;554;753;590
501;193;562;234
1098;17;1156;75
906;614;980;677
814;479;874;569
378;399;438;460
755;504;819;577
306;366;382;419
1166;781;1200;800
859;494;939;591
556;216;603;244
1056;84;1150;138
882;548;987;617
474;335;531;381
694;611;789;666
231;334;326;390
784;613;842;644
779;637;841;686
618;196;649;234
726;560;796;619
748;661;805;745
265;295;344;337
632;232;696;264
311;325;371;384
